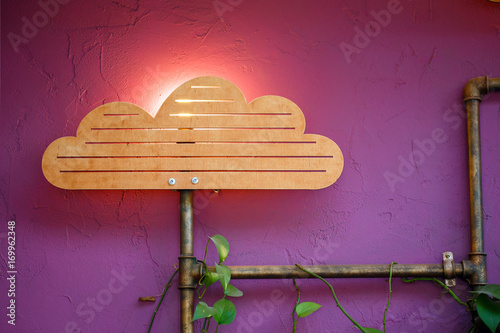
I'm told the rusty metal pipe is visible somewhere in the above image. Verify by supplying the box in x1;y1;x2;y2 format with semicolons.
462;76;500;287
466;99;484;255
180;190;194;256
203;263;464;280
179;190;196;333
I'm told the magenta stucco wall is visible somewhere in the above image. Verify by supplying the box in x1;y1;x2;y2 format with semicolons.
1;0;499;332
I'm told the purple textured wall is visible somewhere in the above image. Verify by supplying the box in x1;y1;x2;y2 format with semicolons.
1;0;499;332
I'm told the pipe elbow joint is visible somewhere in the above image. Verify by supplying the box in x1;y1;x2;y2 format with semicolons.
464;76;489;102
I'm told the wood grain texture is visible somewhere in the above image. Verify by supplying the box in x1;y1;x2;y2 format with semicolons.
42;76;343;189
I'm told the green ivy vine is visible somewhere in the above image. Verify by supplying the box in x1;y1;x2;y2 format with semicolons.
192;235;243;332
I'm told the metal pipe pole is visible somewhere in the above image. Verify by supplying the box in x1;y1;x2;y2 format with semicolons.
179;190;196;333
203;263;463;280
466;98;484;255
463;76;500;287
465;97;487;288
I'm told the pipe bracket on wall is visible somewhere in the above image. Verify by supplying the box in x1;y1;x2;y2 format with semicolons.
442;252;456;287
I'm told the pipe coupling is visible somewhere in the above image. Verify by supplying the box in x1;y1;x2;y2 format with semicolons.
178;256;200;289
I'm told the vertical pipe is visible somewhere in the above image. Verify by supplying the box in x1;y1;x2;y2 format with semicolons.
465;98;487;288
466;99;484;254
179;190;195;333
180;190;194;256
462;76;500;287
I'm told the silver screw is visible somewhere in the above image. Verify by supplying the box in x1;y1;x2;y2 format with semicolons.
191;177;199;185
169;178;176;186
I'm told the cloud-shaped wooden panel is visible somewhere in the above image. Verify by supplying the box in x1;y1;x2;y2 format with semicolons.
42;76;343;190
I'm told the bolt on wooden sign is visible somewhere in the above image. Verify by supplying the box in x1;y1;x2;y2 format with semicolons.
42;76;343;190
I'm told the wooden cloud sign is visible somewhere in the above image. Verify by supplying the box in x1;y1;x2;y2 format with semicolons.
42;76;343;190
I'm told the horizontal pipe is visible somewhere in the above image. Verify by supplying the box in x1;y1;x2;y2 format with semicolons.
205;263;464;280
491;78;500;91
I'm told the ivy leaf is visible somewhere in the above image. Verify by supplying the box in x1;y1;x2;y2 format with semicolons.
213;299;237;325
225;284;243;297
202;271;219;288
470;284;500;300
476;294;500;333
360;328;384;333
210;235;229;264
215;263;231;292
296;302;322;317
192;301;217;321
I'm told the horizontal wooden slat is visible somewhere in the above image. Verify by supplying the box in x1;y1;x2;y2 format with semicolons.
158;77;247;114
54;135;337;157
55;157;335;171
92;114;301;129
79;129;309;143
44;171;341;190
